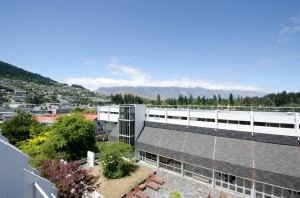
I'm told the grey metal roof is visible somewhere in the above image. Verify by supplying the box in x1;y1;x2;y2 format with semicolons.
137;127;185;151
214;136;253;169
254;141;300;178
136;125;300;179
182;132;215;159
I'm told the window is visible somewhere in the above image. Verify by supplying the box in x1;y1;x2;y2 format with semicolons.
218;119;227;123
239;121;250;125
228;120;238;124
149;114;165;118
254;122;266;127
119;106;135;120
280;123;294;128
207;119;215;122
267;123;279;127
195;118;215;122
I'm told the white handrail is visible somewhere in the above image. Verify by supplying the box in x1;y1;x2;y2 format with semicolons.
34;182;50;198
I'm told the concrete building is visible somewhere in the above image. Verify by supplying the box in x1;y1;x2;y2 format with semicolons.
98;105;300;198
0;134;57;198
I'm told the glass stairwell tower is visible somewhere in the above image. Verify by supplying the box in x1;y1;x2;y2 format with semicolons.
118;105;145;146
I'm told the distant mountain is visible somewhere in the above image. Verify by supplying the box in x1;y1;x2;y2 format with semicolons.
95;86;267;99
0;61;58;85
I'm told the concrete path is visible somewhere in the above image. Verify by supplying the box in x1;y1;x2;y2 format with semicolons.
138;162;247;198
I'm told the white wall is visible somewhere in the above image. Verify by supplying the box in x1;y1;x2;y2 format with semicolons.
98;106;300;137
98;106;119;122
134;104;145;140
0;135;57;198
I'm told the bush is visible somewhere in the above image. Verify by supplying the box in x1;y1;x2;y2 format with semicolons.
102;160;137;179
168;190;183;198
98;142;136;179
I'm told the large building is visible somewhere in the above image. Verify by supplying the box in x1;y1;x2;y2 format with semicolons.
98;105;300;198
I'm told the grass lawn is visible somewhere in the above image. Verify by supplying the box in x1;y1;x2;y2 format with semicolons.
91;164;153;198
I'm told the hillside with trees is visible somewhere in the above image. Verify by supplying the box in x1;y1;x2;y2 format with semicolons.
0;61;58;85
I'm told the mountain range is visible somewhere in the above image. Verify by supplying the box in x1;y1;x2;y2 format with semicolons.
0;60;266;99
95;86;266;99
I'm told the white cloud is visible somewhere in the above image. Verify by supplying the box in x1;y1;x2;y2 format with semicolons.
65;76;262;92
279;26;291;35
277;37;293;44
258;58;281;65
292;26;300;33
279;12;300;34
65;57;264;92
289;13;300;24
82;59;100;69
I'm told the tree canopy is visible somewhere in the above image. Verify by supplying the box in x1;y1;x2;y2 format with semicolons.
47;113;97;161
98;142;135;179
37;158;100;198
1;110;40;145
18;130;52;167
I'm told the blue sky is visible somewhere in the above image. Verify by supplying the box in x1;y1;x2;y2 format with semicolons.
1;1;300;92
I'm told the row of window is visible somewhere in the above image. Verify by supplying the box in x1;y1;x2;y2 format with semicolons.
99;111;118;114
139;150;300;198
148;115;296;129
254;122;294;129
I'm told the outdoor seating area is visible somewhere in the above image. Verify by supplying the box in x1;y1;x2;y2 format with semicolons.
123;172;165;198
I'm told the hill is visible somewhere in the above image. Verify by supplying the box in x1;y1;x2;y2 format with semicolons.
0;61;58;85
95;86;266;99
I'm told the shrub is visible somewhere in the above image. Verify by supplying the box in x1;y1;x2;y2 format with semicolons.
168;190;183;198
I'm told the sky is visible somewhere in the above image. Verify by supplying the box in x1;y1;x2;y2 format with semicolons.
0;1;300;92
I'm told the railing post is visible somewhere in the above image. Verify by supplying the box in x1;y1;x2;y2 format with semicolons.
251;181;256;198
34;182;50;198
295;113;299;136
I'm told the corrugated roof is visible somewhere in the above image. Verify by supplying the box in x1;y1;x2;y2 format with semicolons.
136;125;300;179
254;141;300;178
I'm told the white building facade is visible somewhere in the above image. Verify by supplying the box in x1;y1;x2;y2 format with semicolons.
98;106;300;198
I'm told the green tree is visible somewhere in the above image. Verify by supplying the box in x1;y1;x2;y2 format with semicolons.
18;131;52;167
218;94;222;105
47;114;97;161
229;93;234;106
201;96;206;105
196;96;201;105
178;95;183;105
98;142;136;179
188;95;194;105
1;110;39;145
213;94;217;106
83;108;97;114
157;94;161;105
183;96;188;105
